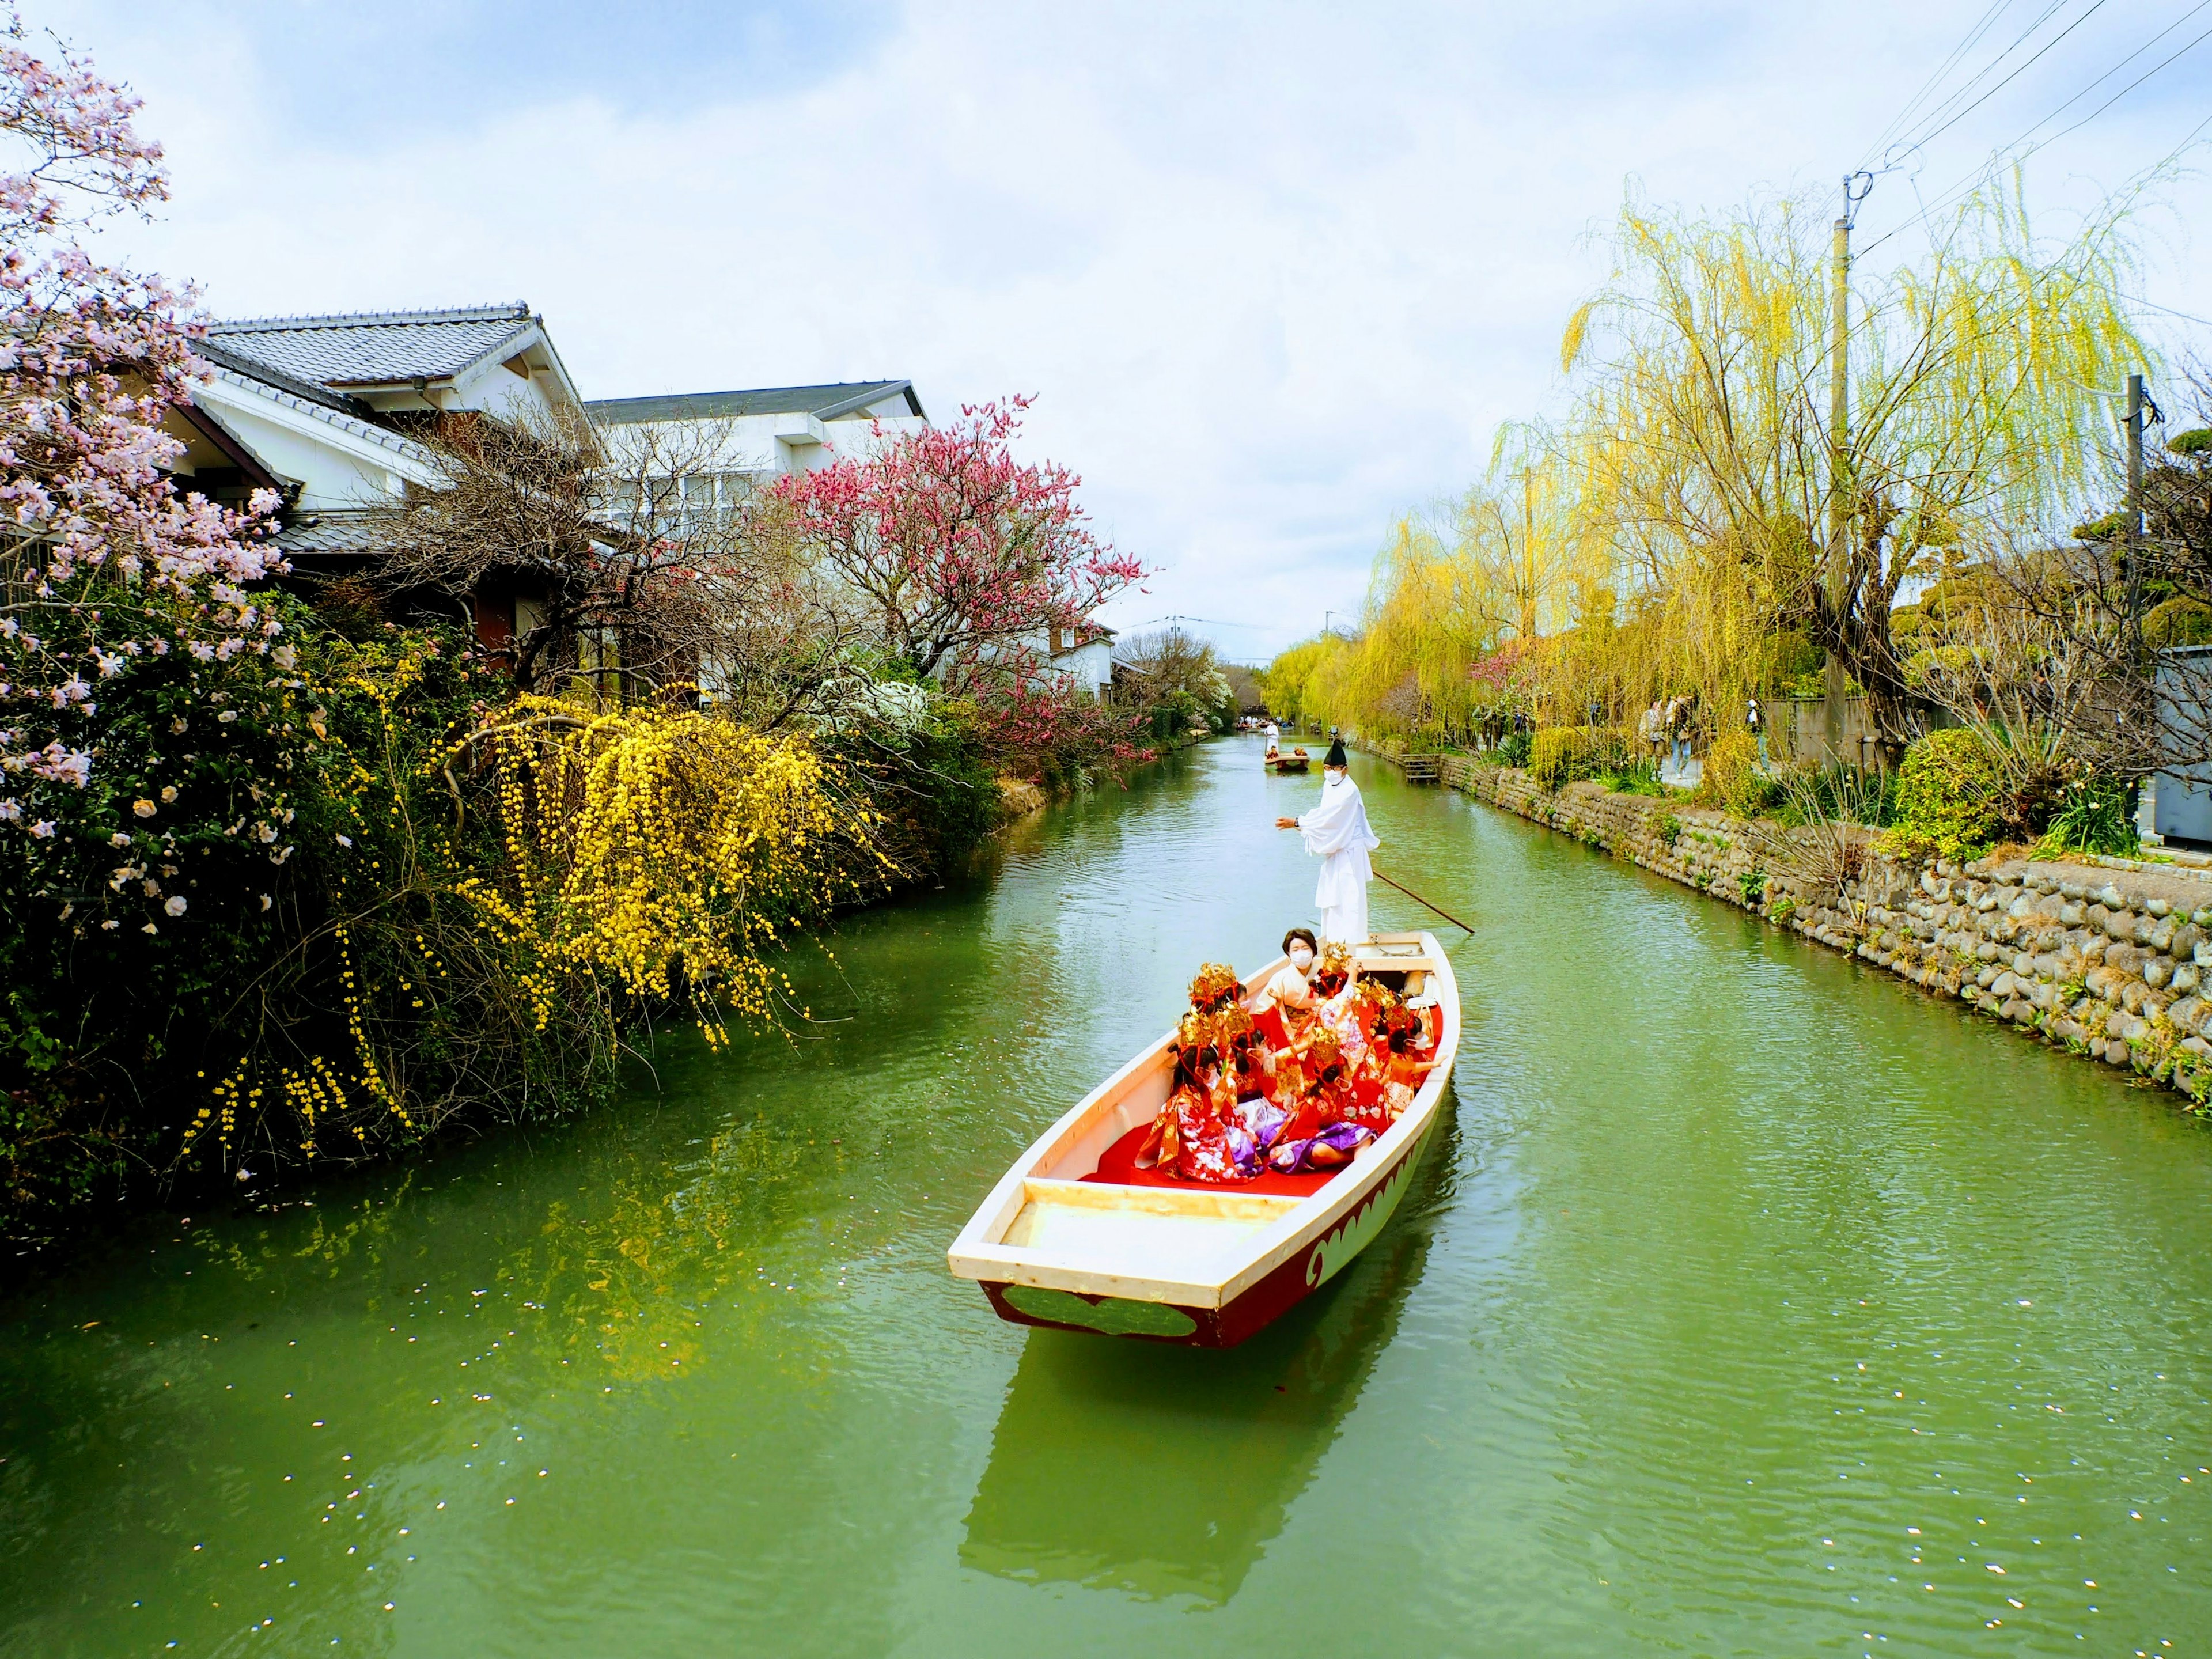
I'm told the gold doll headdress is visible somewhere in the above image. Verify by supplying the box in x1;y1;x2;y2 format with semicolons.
1316;940;1353;976
1179;1000;1253;1053
1187;962;1244;1013
1353;976;1398;1009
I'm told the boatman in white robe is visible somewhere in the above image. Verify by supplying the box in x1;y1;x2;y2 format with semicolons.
1275;737;1380;943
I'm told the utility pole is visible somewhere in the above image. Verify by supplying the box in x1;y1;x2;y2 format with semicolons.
1824;204;1853;768
1520;467;1537;641
1824;171;1873;768
2126;372;2145;654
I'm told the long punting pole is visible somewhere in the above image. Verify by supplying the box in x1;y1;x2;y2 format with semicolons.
1370;868;1476;936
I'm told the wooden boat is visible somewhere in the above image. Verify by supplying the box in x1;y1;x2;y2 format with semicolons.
1266;748;1311;773
948;931;1460;1347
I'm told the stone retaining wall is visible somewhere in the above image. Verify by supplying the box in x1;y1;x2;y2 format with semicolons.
1373;741;2212;1111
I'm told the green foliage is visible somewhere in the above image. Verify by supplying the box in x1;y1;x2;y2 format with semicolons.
1529;725;1626;789
0;604;528;1247
1882;728;2006;861
1703;728;1779;817
1760;629;1823;690
1596;757;1668;797
1257;635;1350;728
2033;775;2139;859
1771;762;1899;830
1654;813;1683;846
2143;596;2212;650
831;696;1000;876
1495;729;1532;769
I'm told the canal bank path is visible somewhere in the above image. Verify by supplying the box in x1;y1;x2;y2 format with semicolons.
2;738;2208;1656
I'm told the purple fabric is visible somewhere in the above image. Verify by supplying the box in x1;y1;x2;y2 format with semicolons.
1266;1120;1372;1175
1236;1097;1289;1152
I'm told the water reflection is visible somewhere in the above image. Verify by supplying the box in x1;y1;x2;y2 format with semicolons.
961;1104;1453;1604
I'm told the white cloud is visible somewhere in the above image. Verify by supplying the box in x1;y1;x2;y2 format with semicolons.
63;0;2212;658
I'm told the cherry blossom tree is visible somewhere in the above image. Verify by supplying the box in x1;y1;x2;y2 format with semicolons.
766;396;1146;692
0;12;281;831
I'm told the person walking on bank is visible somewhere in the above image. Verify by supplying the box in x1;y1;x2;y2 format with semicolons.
1746;695;1766;767
1275;738;1380;944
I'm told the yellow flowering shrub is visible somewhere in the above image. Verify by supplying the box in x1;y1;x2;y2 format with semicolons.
461;699;889;1046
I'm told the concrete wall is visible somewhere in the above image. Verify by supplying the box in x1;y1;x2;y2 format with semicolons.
1383;743;2212;1110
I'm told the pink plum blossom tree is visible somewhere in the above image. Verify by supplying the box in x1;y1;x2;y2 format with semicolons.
767;396;1146;693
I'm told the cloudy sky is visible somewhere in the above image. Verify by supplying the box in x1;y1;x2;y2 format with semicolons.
62;0;2212;660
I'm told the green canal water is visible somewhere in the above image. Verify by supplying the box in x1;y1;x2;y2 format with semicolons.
4;742;2210;1656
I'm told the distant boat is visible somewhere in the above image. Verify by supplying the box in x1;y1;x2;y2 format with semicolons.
1266;748;1311;773
947;931;1460;1347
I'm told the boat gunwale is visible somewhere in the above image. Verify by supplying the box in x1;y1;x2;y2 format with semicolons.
946;933;1460;1310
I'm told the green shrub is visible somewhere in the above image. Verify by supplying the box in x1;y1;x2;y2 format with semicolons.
2035;775;2139;858
2144;597;2212;650
1529;725;1627;790
0;608;527;1247
1882;728;2005;861
1597;757;1668;797
1703;728;1779;817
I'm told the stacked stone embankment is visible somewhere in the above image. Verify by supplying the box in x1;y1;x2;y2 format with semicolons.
1358;738;2212;1110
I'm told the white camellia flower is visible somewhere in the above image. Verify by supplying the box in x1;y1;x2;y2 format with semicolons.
164;896;186;916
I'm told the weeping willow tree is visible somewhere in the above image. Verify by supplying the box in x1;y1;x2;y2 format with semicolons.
1269;171;2157;755
1552;171;2152;753
1329;517;1491;736
1256;634;1350;728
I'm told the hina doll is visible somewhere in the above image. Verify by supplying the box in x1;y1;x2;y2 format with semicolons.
1137;1041;1249;1182
1266;1028;1374;1174
1137;967;1275;1183
1377;1003;1444;1120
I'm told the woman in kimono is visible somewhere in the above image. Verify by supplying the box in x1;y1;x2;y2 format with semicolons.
1274;739;1380;944
1251;927;1319;1049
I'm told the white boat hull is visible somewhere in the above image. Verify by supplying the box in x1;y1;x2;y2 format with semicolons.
949;933;1459;1347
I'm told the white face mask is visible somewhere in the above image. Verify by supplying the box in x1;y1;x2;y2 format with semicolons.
1289;945;1315;971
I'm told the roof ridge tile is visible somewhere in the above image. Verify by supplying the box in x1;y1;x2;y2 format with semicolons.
207;302;533;334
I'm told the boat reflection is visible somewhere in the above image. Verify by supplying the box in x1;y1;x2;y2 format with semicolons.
960;1110;1450;1604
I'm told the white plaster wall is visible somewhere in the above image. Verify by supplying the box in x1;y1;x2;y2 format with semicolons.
598;411;929;484
187;391;422;509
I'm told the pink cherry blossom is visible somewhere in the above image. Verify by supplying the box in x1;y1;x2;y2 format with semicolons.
0;13;279;813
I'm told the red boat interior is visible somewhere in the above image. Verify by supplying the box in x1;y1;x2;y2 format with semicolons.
1080;1123;1339;1198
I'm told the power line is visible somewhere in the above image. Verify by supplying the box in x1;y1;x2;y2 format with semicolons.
2003;0;2212;138
1859;0;2021;170
1870;0;2076;165
1888;0;2111;161
1859;11;2212;254
1132;613;1269;632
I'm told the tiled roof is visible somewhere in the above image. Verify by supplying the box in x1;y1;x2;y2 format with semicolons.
272;509;385;555
204;304;539;392
200;366;439;468
585;380;923;425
